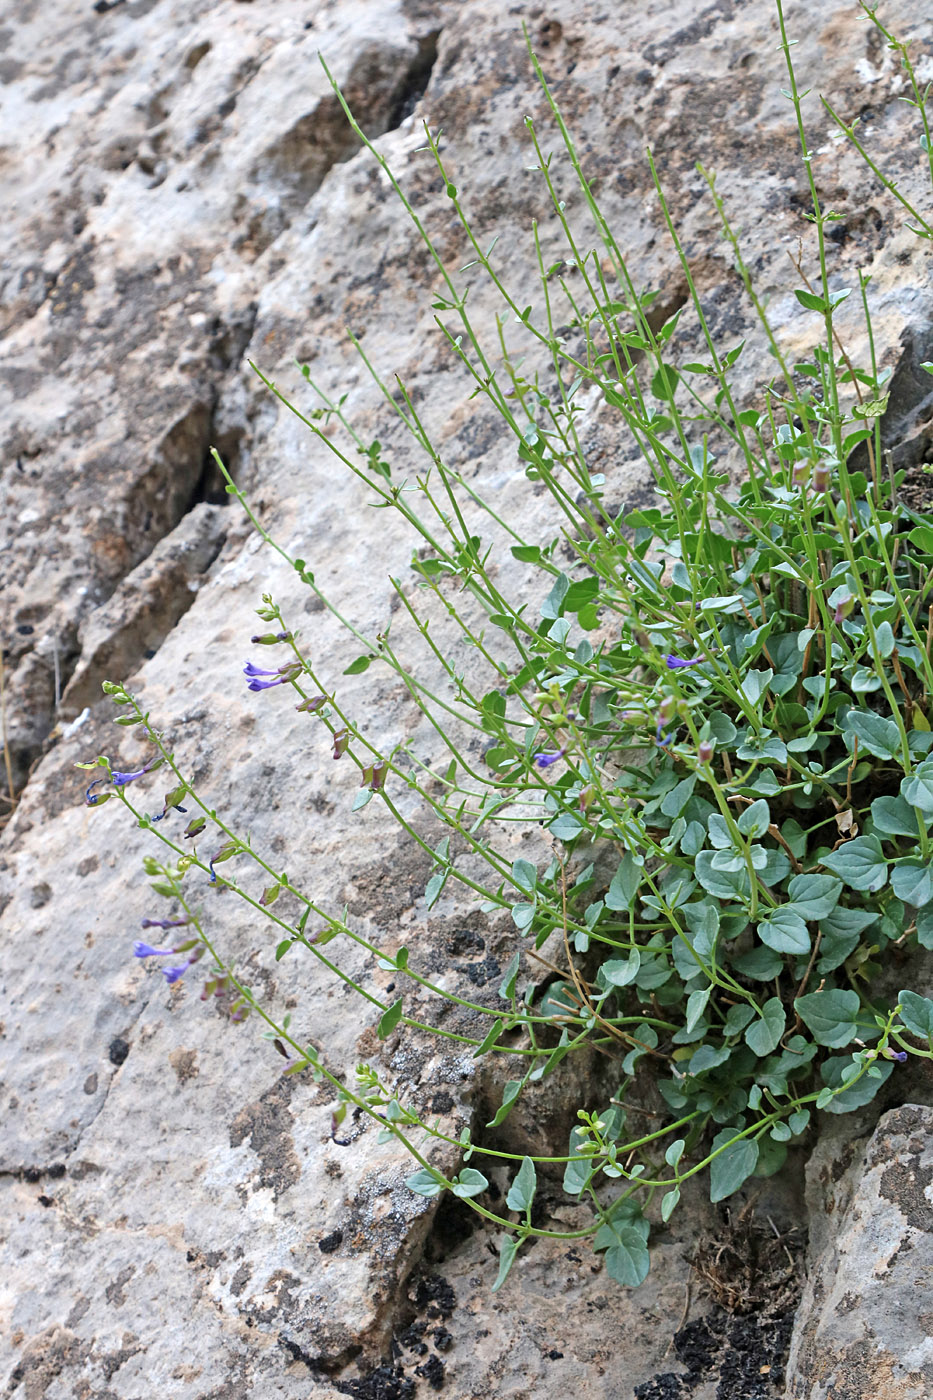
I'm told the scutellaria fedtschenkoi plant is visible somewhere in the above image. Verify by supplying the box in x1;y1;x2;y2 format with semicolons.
80;2;933;1291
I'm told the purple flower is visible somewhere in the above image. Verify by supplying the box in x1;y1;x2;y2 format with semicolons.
243;660;301;692
534;748;566;769
665;654;704;670
882;1046;908;1063
140;917;190;930
162;962;191;985
134;941;178;958
111;761;158;787
85;779;106;806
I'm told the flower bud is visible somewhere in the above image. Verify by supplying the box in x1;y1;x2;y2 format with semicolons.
698;739;714;763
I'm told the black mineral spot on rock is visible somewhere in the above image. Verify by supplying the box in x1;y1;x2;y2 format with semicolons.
431;1328;452;1352
413;1273;455;1320
108;1037;130;1066
414;1353;445;1390
444;928;485;958
430;1091;454;1114
334;1362;415;1400
318;1229;343;1254
633;1375;685;1400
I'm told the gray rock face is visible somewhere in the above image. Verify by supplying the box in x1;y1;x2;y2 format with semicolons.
787;1105;933;1400
1;0;932;1396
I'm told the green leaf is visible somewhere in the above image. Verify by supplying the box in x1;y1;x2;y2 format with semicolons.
897;989;933;1039
425;869;447;908
343;654;373;675
685;987;712;1033
738;798;771;838
709;1131;759;1202
605;853;642;911
599;952;641;988
845;710;901;761
786;873;842;919
734;945;783;980
794;989;860;1048
594;1220;651;1287
794;288;828;313
661;775;697;819
871;794;922;837
506;1157;537;1213
874;621;896;659
563;1127;592;1195
661;1187;681;1222
695;851;751;900
745;998;786;1057
689;1044;730;1075
499;951;521;1001
918;906;933;949
665;1138;685;1168
892;860;933;908
491;1236;520;1292
548;812;584;842
902;760;933;814
758;907;810;956
487;1078;522;1128
820;1055;892;1113
452;1167;489;1199
820;836;888;892
377;997;403;1040
406;1169;444;1198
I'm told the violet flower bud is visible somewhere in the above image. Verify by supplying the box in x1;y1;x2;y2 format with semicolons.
140;917;191;930
360;761;388;792
665;654;704;670
698;739;714;763
296;694;327;713
250;632;292;644
832;594;854;625
881;1046;908;1063
812;463;832;492
534;748;566;769
332;728;349;759
134;942;179;958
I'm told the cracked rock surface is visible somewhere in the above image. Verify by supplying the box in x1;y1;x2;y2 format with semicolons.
786;1105;933;1400
1;0;932;1396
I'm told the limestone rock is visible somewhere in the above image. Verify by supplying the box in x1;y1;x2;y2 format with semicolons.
1;0;932;1396
787;1104;933;1400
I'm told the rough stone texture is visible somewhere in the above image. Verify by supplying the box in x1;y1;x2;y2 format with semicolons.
786;1105;933;1400
1;0;933;1396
